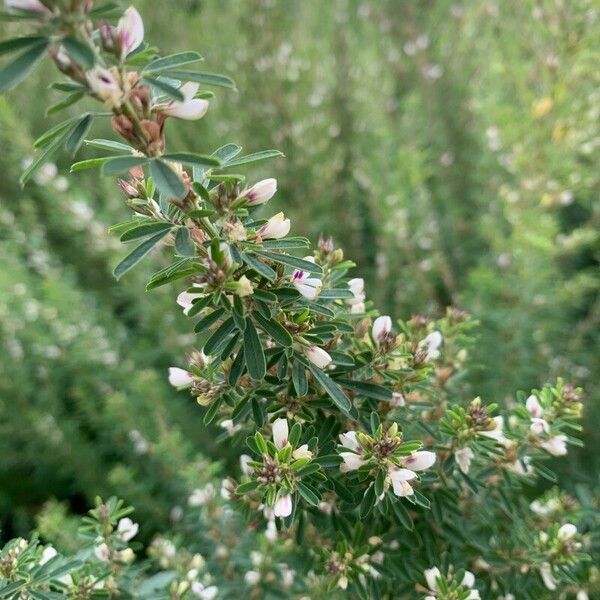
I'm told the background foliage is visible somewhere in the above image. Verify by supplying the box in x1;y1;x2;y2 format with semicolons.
0;0;597;560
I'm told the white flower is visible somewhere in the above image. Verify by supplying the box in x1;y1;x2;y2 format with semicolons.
177;290;204;315
424;567;441;592
420;330;443;360
292;444;313;460
5;0;51;15
455;447;475;474
242;178;277;205
265;518;278;541
304;345;332;369
191;582;218;600
540;434;568;456
117;517;139;542
403;450;436;471
240;454;253;476
339;452;366;472
94;543;110;562
539;563;557;591
389;468;417;496
273;494;293;517
86;67;122;107
526;394;543;418
339;431;361;452
244;570;261;585
157;82;209;120
577;591;590;600
347;278;365;308
257;212;291;239
391;392;406;407
291;257;322;300
272;418;289;448
372;315;392;348
478;416;505;443
220;419;240;436
40;546;57;565
235;275;254;297
558;523;577;540
530;417;550;435
168;367;194;388
116;6;144;57
188;484;215;507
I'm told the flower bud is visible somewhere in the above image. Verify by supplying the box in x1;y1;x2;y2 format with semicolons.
242;178;277;205
273;494;293;518
5;0;51;16
304;345;332;369
372;315;392;347
235;275;253;297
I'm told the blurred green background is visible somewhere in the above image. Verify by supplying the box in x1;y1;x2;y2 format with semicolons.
0;0;598;540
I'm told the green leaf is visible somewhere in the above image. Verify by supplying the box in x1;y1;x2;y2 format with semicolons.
359;484;376;518
212;143;242;163
120;222;174;242
33;115;80;148
150;159;186;198
204;317;236;355
162;152;220;167
63;114;92;155
337;379;392;401
143;51;203;74
0;35;47;56
20;132;65;185
0;38;48;92
102;155;149;176
166;70;236;89
262;238;310;250
297;481;320;506
193;307;226;334
46;91;84;115
308;365;353;416
235;480;259;495
243;318;266;380
318;289;355;299
142;76;184;101
255;250;323;275
174;227;196;257
252;311;293;347
70;157;112;172
229;347;245;386
391;500;414;530
223;149;284;167
61;36;95;69
85;138;134;153
203;395;223;425
113;228;171;280
146;258;198;290
242;253;277;281
292;360;308;397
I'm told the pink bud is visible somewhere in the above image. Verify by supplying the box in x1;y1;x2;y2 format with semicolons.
5;0;52;16
116;6;144;58
257;212;291;240
243;178;277;205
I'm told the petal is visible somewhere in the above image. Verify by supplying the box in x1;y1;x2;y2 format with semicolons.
338;431;360;452
558;523;577;540
526;394;543;417
339;452;365;472
462;570;475;588
164;98;209;120
404;450;436;471
272;418;289;448
273;494;292;517
424;567;441;592
168;367;194;387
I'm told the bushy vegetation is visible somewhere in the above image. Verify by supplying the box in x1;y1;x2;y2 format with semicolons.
0;1;598;598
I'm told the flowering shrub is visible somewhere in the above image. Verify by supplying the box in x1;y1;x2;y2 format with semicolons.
0;2;598;599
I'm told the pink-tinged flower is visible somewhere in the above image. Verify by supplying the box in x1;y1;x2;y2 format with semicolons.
168;367;194;388
526;394;543;417
455;447;474;474
403;450;436;471
540;434;568;456
257;212;291;240
272;418;289;449
303;345;332;369
5;0;51;15
339;452;366;473
389;468;417;496
242;178;277;205
157;82;209;120
372;315;392;347
117;517;139;542
176;290;204;315
291;256;321;300
191;582;218;600
273;494;293;517
420;330;443;360
94;543;110;562
478;415;505;443
86;66;122;107
391;392;406;407
530;417;550;435
116;6;144;57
